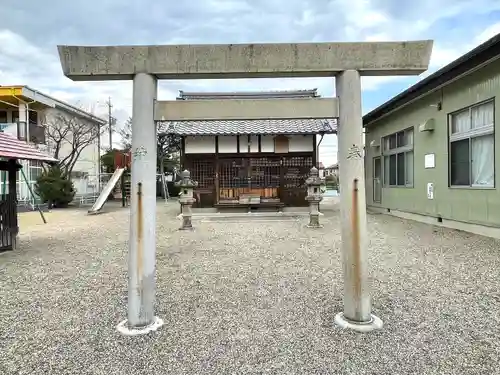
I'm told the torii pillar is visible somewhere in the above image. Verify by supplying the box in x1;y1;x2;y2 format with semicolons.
57;40;432;335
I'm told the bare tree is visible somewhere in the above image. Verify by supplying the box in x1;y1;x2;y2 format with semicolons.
119;117;180;173
118;117;132;151
43;112;104;178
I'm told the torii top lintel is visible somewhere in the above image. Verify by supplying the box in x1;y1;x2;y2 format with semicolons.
57;41;433;81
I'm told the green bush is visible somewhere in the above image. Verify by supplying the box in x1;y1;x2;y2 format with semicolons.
325;174;339;190
35;167;75;208
167;181;181;197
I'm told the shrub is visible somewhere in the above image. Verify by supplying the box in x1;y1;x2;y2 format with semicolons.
325;174;339;190
167;181;181;197
35;166;75;208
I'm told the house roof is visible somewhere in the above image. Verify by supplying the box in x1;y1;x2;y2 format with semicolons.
0;132;58;163
0;85;107;125
363;32;500;127
164;119;336;136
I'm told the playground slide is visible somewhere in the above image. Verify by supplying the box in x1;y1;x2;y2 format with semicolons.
88;168;125;214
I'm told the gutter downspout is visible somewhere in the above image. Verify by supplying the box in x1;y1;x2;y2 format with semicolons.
316;132;325;168
317;132;325;148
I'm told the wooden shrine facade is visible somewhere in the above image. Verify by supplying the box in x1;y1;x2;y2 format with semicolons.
165;89;337;209
181;133;324;208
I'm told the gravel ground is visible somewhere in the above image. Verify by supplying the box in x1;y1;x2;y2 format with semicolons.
1;200;499;375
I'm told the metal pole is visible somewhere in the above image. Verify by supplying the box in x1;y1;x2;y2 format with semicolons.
162;174;168;202
108;97;113;150
116;73;163;335
334;70;382;332
1;170;6;196
97;122;101;193
19;168;46;224
121;171;126;208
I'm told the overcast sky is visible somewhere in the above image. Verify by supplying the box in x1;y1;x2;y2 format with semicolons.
2;0;500;165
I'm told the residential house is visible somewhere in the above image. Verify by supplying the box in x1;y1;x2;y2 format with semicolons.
363;32;500;238
318;162;325;178
323;163;338;178
0;85;107;204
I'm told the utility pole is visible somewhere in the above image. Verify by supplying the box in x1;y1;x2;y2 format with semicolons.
97;122;101;192
107;97;113;150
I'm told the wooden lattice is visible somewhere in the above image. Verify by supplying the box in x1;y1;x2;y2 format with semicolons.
191;158;214;189
282;156;313;188
219;157;281;201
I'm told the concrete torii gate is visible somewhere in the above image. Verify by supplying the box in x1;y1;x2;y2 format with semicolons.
57;41;433;335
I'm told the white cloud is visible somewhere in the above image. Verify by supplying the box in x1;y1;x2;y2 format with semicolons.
475;22;500;44
2;1;500;165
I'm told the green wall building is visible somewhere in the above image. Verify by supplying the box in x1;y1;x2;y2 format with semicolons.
363;33;500;239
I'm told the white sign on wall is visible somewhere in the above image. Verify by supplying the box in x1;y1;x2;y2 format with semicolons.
424;153;435;168
427;182;434;200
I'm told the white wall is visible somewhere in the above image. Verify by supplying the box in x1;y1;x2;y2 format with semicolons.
239;135;259;153
261;135;274;152
218;136;238;153
289;135;314;152
185;134;314;154
185;136;216;153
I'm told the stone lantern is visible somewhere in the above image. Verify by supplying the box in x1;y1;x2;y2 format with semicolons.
305;166;324;228
175;169;198;230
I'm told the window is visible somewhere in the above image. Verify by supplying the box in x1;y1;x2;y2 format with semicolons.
70;171;89;179
28;110;38;125
449;100;495;187
29;160;43;182
383;128;414;187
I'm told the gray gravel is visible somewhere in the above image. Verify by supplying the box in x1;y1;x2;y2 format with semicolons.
1;199;499;375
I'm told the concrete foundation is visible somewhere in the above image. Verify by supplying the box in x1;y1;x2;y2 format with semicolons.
116;316;164;336
190;211;309;219
191;206;311;215
368;206;500;240
57;41;433;80
334;312;383;333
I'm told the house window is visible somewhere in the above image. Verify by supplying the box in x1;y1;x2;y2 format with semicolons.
0;111;7;123
449;99;495;187
29;160;43;181
29;110;38;125
382;128;414;187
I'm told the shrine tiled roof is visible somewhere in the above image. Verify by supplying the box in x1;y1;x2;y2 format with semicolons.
163;119;336;136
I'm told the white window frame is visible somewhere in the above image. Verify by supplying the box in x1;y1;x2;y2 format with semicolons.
382;127;414;188
448;99;495;188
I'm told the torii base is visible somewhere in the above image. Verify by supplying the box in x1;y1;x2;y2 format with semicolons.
334;312;383;333
116;316;164;336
